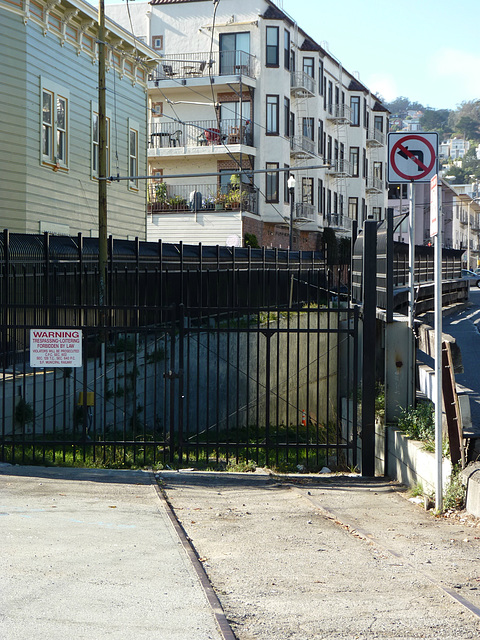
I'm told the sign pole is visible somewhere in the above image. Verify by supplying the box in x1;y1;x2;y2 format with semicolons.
433;177;443;511
408;182;415;406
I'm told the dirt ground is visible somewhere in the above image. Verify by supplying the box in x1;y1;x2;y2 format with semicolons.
158;469;480;640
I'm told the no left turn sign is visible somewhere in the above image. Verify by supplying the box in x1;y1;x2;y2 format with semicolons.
388;132;438;183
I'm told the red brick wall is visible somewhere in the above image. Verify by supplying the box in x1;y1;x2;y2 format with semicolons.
242;217;323;250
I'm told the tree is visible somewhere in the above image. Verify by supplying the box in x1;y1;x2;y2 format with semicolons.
456;116;480;142
451;100;480;141
420;108;452;137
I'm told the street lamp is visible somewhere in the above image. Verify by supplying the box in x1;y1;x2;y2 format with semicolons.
287;174;295;250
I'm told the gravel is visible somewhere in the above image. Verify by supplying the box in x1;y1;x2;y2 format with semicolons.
159;470;480;640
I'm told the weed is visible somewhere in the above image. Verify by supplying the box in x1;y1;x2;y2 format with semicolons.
398;402;434;447
226;459;257;472
444;465;466;510
408;482;424;498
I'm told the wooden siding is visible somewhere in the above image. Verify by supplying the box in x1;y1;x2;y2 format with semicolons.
147;212;243;246
1;7;149;239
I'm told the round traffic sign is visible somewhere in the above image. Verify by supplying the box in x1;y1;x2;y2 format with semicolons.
389;134;436;182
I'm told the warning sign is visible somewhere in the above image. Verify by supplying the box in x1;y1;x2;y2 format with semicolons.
30;329;83;368
388;132;438;183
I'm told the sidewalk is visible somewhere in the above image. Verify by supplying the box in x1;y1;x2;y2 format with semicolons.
0;465;225;640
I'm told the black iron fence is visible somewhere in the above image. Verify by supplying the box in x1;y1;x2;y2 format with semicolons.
0;234;359;471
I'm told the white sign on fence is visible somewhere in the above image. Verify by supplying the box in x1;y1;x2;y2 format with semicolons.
30;329;83;368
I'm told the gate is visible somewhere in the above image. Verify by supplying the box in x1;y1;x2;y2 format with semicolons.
0;237;360;471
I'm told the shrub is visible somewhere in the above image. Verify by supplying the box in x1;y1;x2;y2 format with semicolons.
397;402;434;445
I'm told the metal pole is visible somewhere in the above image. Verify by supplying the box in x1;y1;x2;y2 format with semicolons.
361;220;377;476
289;186;294;250
434;182;443;512
408;182;415;408
408;182;415;330
98;0;108;308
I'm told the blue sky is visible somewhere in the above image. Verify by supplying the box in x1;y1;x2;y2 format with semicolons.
103;0;480;110
279;0;479;110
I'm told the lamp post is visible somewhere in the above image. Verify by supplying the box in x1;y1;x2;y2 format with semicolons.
287;174;295;250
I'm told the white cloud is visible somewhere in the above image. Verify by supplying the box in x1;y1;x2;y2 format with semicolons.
364;73;398;101
428;48;480;103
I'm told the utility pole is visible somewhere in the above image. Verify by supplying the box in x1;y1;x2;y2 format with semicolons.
98;0;108;308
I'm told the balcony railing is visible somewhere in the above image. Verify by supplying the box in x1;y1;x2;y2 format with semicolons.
149;50;256;82
326;104;352;124
324;213;353;233
366;128;385;147
290;71;316;97
148;182;259;215
326;159;353;177
366;176;384;193
294;203;316;221
148;118;253;149
290;135;315;157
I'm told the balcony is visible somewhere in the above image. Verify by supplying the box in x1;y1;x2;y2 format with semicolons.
366;176;384;194
324;213;353;233
148;50;257;83
290;135;315;158
290;71;316;98
148;119;254;156
294;203;316;222
148;182;259;215
366;128;385;147
326;159;353;177
326;104;352;124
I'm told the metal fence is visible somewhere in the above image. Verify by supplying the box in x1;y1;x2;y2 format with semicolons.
0;235;359;471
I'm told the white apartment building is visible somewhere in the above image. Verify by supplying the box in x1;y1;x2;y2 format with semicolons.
388;182;480;269
108;0;389;249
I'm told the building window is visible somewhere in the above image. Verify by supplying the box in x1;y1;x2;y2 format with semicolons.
303;57;314;77
363;148;367;179
266;26;279;67
128;124;138;190
350;96;360;126
327;135;332;162
318;119;324;155
92;111;110;179
152;102;163;117
284;97;290;137
266;95;279;135
364;98;368;128
284;164;290;203
318;59;324;95
220;32;250;74
151;35;163;50
373;161;383;180
317;179;324;214
284;30;290;70
372;207;382;221
348;197;358;221
349;147;359;177
302;178;314;205
374;115;383;132
327;189;332;213
41;84;69;168
266;162;279;202
303;117;314;141
328;81;333;114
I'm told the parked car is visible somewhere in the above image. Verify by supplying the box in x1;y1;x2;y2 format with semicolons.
461;269;480;287
474;268;480;276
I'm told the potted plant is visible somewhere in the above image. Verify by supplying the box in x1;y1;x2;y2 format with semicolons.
151;181;168;211
168;195;188;210
203;194;215;210
215;192;227;210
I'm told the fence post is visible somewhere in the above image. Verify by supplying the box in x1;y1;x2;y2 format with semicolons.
361;220;377;476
